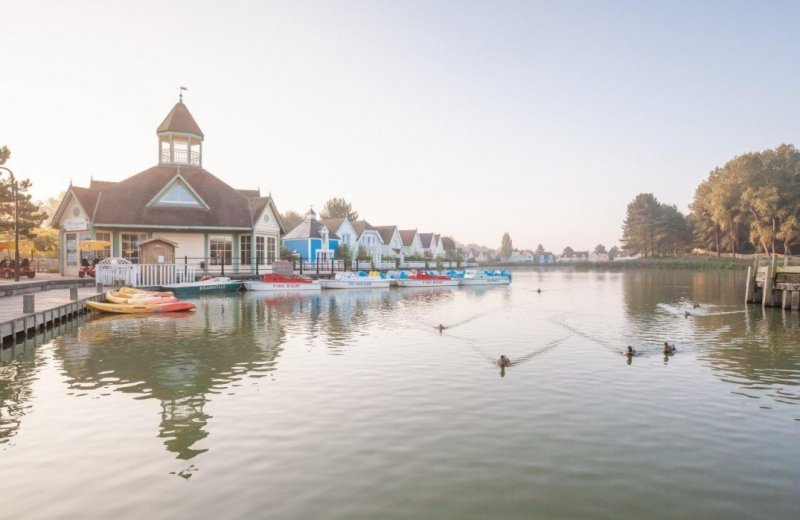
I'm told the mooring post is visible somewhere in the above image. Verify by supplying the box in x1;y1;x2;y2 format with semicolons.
762;262;774;308
781;290;791;310
96;282;104;294
69;285;78;301
745;266;755;304
23;294;34;314
791;290;800;311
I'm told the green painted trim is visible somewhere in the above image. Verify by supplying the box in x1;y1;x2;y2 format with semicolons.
232;233;240;274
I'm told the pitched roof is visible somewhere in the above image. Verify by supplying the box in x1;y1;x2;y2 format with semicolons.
351;220;376;237
89;179;117;191
71;187;101;219
237;189;260;198
90;165;254;228
283;218;340;240
372;225;398;244
157;101;204;138
399;229;418;246
440;236;456;251
418;232;433;249
319;217;346;234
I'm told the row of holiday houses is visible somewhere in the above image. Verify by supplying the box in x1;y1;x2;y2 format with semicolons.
282;209;457;267
51;98;459;277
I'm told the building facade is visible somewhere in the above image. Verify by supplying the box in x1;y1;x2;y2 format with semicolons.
51;98;284;277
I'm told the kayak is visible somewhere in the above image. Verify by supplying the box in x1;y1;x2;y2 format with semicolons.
106;292;178;304
118;287;175;298
86;300;196;314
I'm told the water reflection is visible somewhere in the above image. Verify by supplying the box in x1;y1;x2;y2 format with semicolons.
621;270;800;409
54;296;286;460
1;324;74;448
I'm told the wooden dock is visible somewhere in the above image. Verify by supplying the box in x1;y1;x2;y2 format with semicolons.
0;286;106;346
745;256;800;310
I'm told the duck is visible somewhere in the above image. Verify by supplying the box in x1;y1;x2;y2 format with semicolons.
624;345;637;356
496;355;511;367
536;288;542;294
693;303;701;309
684;311;691;318
436;324;446;333
663;342;676;354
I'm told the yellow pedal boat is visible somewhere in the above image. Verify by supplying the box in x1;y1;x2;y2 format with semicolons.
86;300;196;314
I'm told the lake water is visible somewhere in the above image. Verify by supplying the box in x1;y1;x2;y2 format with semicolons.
1;269;798;519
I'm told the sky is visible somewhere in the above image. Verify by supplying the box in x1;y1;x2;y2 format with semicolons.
2;0;798;253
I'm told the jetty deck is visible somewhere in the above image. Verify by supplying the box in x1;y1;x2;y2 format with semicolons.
0;285;105;346
745;256;800;310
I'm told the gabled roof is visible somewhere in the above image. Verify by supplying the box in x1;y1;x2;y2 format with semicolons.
50;186;100;227
352;220;378;238
320;217;347;234
418;233;433;249
440;236;456;251
157;101;204;138
72;187;101;219
249;196;286;234
90;165;253;228
284;218;340;241
237;189;260;198
372;225;398;244
399;229;418;246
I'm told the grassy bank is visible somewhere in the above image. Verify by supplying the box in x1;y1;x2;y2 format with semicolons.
487;256;752;271
569;256;750;270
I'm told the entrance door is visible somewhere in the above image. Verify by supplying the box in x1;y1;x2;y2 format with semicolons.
65;233;78;276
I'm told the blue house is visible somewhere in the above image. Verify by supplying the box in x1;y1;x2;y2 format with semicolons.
282;208;340;262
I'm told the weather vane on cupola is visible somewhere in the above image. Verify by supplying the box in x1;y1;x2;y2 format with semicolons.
179;85;188;102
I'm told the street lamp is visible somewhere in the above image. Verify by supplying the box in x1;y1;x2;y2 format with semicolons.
0;166;20;282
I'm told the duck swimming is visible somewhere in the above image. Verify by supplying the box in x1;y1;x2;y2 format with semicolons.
693;303;701;309
436;324;446;333
624;345;637;356
684;311;691;318
663;342;676;354
497;355;511;367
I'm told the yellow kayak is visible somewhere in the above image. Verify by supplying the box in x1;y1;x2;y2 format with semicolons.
86;300;196;314
106;292;177;304
118;287;175;298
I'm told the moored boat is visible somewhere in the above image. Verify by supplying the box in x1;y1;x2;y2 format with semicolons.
395;270;460;287
87;300;196;314
161;276;243;296
459;269;511;286
243;273;321;292
318;271;391;289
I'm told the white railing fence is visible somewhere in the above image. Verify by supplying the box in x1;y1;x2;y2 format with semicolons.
137;263;197;286
95;258;137;286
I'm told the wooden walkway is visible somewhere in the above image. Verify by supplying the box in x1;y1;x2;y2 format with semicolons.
0;286;105;346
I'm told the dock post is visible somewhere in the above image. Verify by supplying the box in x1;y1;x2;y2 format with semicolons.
762;262;775;307
96;282;104;294
23;294;34;314
782;290;792;310
69;285;78;301
792;290;800;311
745;266;755;303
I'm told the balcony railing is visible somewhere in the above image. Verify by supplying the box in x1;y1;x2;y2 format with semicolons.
160;149;201;166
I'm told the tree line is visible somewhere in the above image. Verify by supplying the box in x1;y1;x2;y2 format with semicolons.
622;144;799;257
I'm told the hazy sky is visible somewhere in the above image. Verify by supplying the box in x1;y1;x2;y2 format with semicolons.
2;0;798;252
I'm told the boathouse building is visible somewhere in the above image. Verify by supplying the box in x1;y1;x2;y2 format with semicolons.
52;98;285;277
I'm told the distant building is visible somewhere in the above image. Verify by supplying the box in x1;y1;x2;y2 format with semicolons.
282;208;340;262
399;229;422;256
373;225;404;259
352;220;383;264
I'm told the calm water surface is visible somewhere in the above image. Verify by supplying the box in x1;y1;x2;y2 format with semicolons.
1;269;798;519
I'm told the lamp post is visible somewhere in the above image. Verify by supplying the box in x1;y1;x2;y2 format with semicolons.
0;166;20;282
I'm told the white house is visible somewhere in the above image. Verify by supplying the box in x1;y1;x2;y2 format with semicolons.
320;217;358;260
432;234;446;258
373;225;404;259
352;220;383;264
399;229;422;257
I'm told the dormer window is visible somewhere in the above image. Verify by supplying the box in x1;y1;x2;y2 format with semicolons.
148;175;209;209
